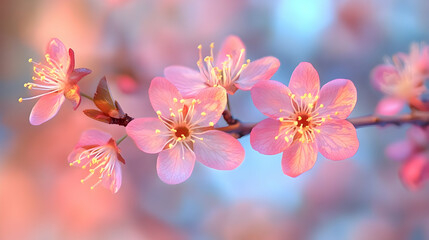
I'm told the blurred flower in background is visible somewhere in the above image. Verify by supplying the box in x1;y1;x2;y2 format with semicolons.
2;0;429;239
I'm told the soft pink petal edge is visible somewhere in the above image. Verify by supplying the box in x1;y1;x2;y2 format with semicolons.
281;141;318;177
250;118;292;155
375;97;405;116
288;62;320;98
317;79;357;119
316;120;359;161
236;56;280;90
156;146;196;184
251;80;294;118
193;130;244;170
164;66;208;97
29;93;65;125
126;118;169;154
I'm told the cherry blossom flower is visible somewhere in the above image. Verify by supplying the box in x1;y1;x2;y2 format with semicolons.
164;35;280;97
68;129;125;193
250;62;359;177
371;43;429;116
126;77;245;184
19;38;91;125
386;126;429;189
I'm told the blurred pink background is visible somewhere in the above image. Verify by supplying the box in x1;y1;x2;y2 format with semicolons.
1;0;429;239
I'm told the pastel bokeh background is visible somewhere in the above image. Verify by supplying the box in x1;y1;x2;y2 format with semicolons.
2;0;429;239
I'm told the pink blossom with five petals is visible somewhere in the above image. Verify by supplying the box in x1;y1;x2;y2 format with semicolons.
250;62;359;177
386;126;429;190
126;77;245;184
371;43;429;116
164;35;280;97
20;38;91;125
68;129;125;193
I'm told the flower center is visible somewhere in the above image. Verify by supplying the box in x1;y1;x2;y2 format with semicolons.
295;113;310;128
174;126;190;139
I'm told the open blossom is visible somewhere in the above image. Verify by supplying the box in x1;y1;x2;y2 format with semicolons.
371;43;429;116
68;130;125;193
19;38;91;125
164;35;280;97
126;77;245;184
386;126;429;190
250;62;359;177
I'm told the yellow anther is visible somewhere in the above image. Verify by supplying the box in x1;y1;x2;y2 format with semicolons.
169;143;174;148
82;166;86;169
274;136;279;140
279;117;284;121
198;44;202;49
201;112;207;116
308;93;312;98
169;108;173;111
335;111;339;115
289;134;294;139
204;56;211;62
90;169;95;173
308;103;314;108
298;116;302;121
307;117;312;122
100;168;104;173
319;104;324;108
192;99;197;104
81;179;84;183
108;174;111;177
180;99;185;103
210;42;214;48
173;98;178;102
24;83;28;87
171;129;177;132
77;160;81;164
293;121;298;126
178;108;183;113
18;98;23;103
156;110;162;115
284;136;290;143
90;186;94;190
246;59;250;64
291;94;296;99
69;163;73;166
315;129;321;133
28;58;33;63
155;129;161;134
209;122;214;126
226;54;231;59
279;109;283;112
170;113;176;117
28;85;32;90
45;53;50;58
321;117;326;122
314;96;319;101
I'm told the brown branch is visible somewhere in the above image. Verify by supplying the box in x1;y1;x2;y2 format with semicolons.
218;110;429;139
109;114;134;127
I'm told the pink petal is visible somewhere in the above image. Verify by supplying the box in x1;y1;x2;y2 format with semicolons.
46;38;70;73
399;154;428;190
157;145;196;184
164;66;208;97
251;80;294;118
126;118;169;154
235;56;280;91
148;77;184;117
74;129;111;149
370;64;398;91
68;68;91;84
288;62;320;98
192;87;227;126
250;118;292;155
407;126;428;147
281;141;318;177
193;130;244;170
375;97;405;116
215;35;246;68
102;160;122;193
316;120;359;161
385;139;414;162
317;79;357;119
67;147;91;167
29;93;65;125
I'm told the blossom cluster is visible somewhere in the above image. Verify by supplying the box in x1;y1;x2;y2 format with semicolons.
371;44;429;189
21;36;429;193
